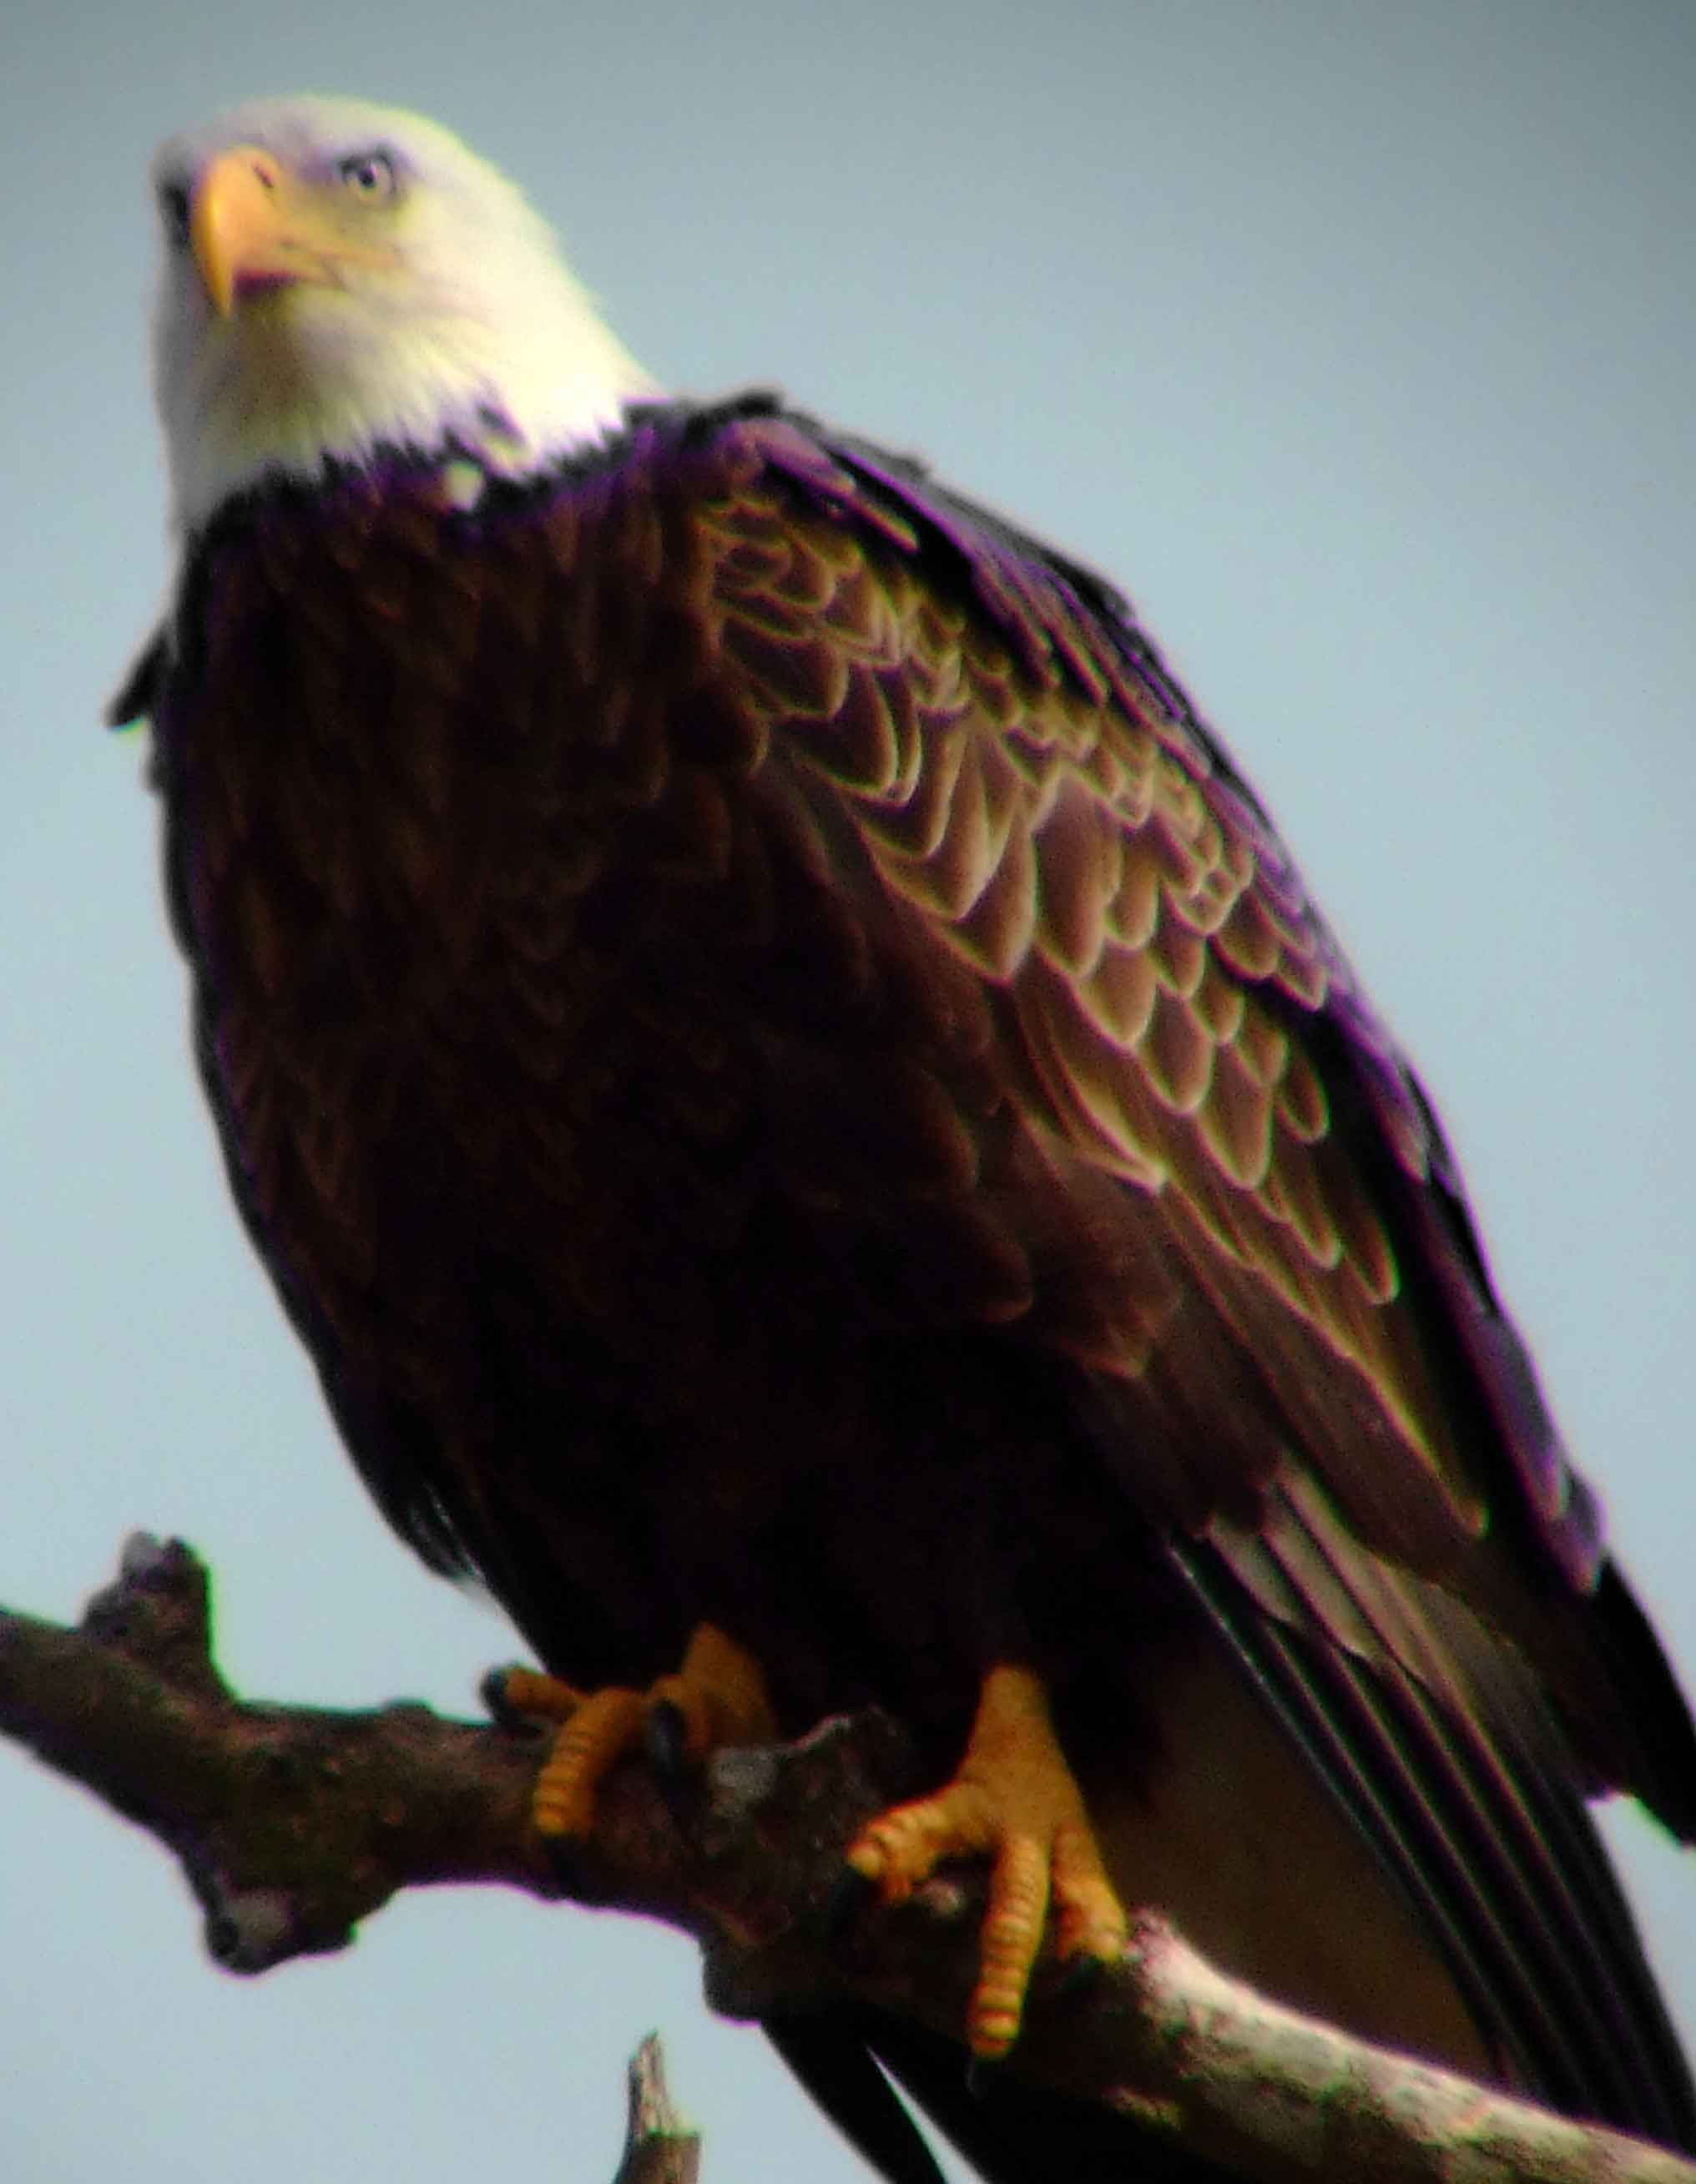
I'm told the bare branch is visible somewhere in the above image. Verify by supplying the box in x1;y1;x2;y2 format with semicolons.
613;2036;701;2184
2;1536;1692;2184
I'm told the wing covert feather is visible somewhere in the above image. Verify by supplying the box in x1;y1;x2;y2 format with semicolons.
699;416;1496;1577
681;407;1696;1852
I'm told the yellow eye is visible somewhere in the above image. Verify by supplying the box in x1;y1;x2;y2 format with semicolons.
338;149;397;203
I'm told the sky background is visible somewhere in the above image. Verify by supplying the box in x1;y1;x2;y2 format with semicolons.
3;3;1693;2179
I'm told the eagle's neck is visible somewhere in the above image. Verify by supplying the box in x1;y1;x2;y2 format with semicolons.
157;280;661;534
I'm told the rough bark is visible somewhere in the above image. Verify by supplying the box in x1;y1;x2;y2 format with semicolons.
612;2036;700;2184
2;1534;1692;2184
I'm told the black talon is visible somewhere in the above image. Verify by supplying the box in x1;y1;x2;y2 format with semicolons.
536;1831;588;1893
1055;1948;1109;1999
965;2055;1004;2101
825;1862;881;1939
645;1697;690;1777
480;1665;540;1734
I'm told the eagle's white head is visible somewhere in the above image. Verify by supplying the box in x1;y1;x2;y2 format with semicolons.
150;96;659;533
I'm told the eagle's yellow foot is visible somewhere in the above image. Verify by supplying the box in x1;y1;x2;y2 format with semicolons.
496;1623;776;1842
845;1663;1127;2057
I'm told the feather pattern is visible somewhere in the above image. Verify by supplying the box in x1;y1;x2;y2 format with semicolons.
124;392;1696;2163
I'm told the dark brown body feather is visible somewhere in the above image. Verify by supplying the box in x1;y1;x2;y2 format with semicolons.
121;395;1696;2171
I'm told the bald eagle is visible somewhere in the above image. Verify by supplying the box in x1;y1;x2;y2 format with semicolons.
114;96;1696;2181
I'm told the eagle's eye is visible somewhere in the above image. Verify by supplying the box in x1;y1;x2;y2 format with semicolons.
338;149;398;204
158;182;191;249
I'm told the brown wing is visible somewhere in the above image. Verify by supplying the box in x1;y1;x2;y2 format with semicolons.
676;405;1696;2138
689;427;1522;1541
700;422;1464;1516
673;406;1693;1810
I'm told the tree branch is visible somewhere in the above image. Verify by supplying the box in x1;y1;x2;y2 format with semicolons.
612;2035;700;2184
3;1535;1692;2184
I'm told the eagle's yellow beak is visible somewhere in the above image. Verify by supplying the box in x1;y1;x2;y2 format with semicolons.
189;145;396;318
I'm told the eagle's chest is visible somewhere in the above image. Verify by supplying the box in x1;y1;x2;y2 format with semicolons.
161;506;780;1380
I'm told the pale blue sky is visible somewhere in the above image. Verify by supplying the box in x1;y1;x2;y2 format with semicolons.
3;5;1692;2179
